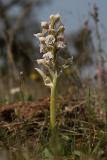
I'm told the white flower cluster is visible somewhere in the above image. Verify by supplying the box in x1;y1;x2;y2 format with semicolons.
34;13;66;66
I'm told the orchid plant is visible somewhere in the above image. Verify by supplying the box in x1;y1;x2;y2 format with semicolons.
34;13;72;130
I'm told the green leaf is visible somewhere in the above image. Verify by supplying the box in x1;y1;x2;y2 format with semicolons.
35;68;53;87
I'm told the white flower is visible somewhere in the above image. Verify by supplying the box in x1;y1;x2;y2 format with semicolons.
39;37;45;43
45;35;55;46
37;58;50;65
10;87;20;95
57;41;66;49
43;52;53;59
37;59;45;64
40;43;46;53
57;34;66;49
37;52;53;66
41;21;49;29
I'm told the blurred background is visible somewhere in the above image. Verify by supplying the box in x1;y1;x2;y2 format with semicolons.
0;0;107;102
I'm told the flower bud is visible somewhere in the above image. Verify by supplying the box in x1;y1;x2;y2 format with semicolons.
41;21;49;29
37;59;45;64
57;25;65;33
54;13;60;22
57;41;66;49
50;14;55;21
50;14;60;26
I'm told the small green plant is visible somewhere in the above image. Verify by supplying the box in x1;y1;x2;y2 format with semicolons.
34;13;72;130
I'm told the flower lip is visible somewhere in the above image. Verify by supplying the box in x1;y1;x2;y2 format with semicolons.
43;52;53;59
39;37;46;43
40;43;46;53
45;35;55;46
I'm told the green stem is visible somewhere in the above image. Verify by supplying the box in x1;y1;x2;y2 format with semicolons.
50;72;58;129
